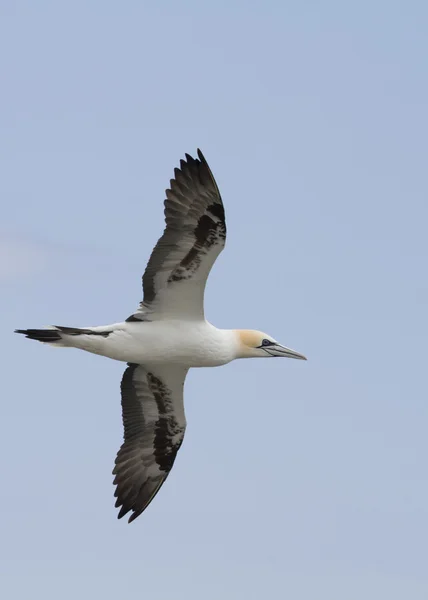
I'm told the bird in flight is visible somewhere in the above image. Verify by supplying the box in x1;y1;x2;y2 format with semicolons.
16;150;306;523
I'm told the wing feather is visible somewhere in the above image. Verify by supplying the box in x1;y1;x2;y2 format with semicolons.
127;150;226;321
113;363;187;523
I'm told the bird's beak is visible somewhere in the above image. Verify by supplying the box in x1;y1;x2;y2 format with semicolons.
269;344;307;360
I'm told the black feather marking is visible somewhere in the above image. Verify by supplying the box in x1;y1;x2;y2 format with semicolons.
113;365;187;523
55;326;111;337
125;315;144;323
14;329;62;343
139;150;226;306
15;326;112;342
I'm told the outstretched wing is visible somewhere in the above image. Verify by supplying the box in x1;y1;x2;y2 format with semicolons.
127;149;226;322
113;363;188;523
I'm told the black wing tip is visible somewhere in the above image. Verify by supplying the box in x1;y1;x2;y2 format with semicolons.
183;149;218;190
184;152;199;166
128;511;142;524
115;503;142;524
114;486;149;524
183;149;206;165
166;149;215;198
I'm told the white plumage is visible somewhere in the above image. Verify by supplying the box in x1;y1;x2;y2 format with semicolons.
16;149;306;523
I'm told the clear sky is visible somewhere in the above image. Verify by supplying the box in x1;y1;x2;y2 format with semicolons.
1;1;427;599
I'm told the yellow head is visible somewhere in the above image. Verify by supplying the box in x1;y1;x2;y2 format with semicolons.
235;329;306;360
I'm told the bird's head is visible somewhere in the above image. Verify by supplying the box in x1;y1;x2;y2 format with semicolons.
235;330;307;360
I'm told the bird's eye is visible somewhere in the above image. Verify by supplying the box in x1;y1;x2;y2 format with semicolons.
261;339;273;347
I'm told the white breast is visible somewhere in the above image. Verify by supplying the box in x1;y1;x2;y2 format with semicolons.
108;320;238;367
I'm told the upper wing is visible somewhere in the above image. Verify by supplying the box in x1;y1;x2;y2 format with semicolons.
127;149;226;322
113;363;188;523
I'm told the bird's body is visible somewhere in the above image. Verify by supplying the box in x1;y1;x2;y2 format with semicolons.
16;149;306;523
44;320;239;367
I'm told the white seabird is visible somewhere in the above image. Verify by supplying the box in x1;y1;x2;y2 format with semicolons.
16;150;306;523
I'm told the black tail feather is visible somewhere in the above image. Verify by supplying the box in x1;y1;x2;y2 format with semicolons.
14;329;62;343
15;326;112;342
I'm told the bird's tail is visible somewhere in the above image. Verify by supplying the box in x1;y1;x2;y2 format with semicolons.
15;327;64;344
15;325;112;347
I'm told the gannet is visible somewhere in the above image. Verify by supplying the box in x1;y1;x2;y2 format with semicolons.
15;150;306;523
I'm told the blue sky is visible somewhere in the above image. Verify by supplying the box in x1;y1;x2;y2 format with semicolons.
1;1;428;598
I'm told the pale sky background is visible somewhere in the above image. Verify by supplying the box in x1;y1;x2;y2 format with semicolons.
1;2;428;599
